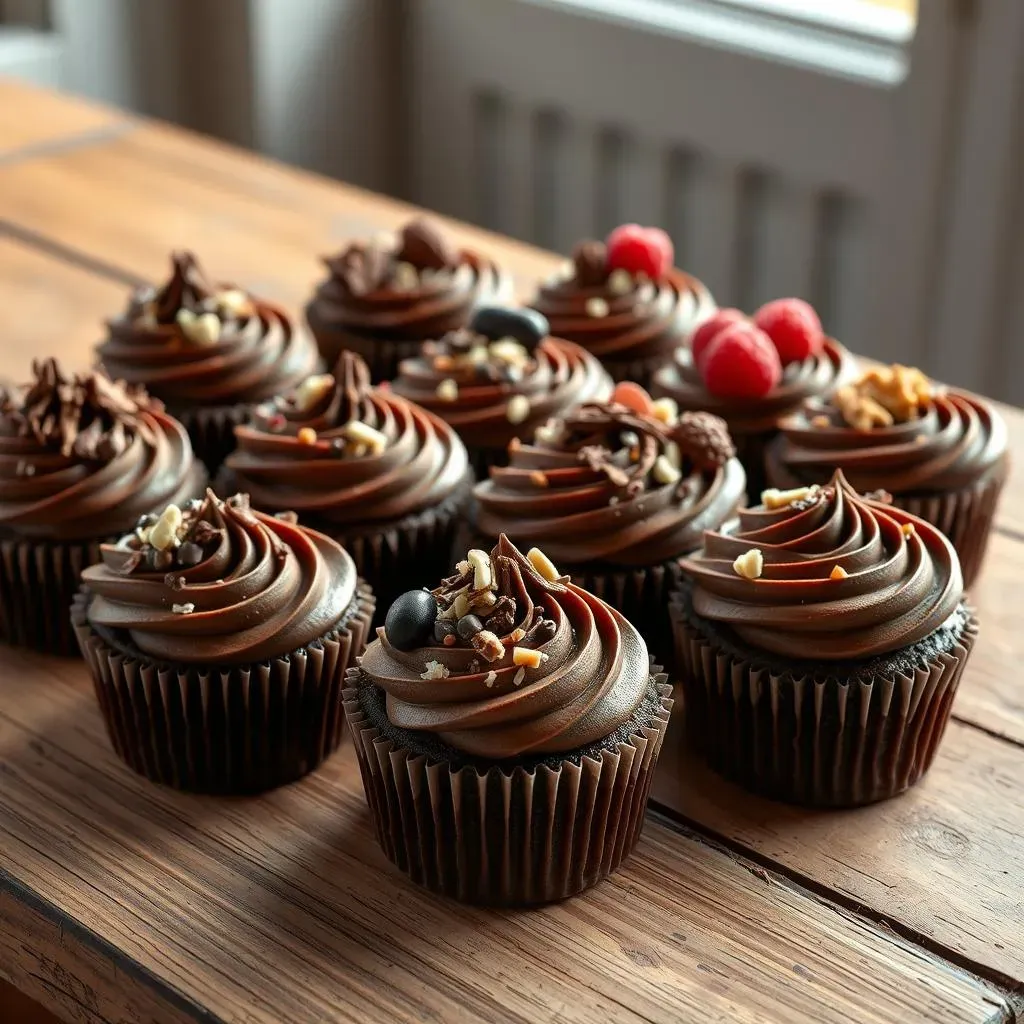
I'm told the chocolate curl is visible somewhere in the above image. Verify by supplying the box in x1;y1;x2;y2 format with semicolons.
153;251;215;323
395;217;457;271
325;243;392;296
332;350;372;424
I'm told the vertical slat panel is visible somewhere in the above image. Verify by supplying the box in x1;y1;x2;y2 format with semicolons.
679;159;742;305
557;118;598;251
496;99;534;243
592;126;627;239
471;90;504;231
531;108;563;250
745;177;820;310
817;195;875;354
618;136;664;229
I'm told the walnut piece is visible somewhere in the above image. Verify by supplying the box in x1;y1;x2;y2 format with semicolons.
835;365;932;429
733;548;763;580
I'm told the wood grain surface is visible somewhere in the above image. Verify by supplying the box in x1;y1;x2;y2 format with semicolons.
0;82;1021;1024
0;652;1010;1024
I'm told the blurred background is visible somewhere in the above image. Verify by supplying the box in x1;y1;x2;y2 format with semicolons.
1;0;1021;403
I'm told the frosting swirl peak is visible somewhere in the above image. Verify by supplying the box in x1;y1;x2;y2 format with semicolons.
475;395;745;566
681;471;962;660
0;359;204;540
225;352;469;524
360;536;650;757
99;251;319;406
83;491;358;664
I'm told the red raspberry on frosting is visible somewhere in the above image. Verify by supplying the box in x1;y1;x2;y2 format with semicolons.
690;308;747;370
605;224;674;281
701;322;782;399
753;298;824;366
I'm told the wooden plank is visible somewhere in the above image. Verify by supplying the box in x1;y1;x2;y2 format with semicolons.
652;715;1024;986
0;654;1009;1024
0;76;127;160
0;235;128;379
0;120;561;308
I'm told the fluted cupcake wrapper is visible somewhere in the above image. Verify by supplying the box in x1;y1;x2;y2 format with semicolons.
343;673;673;906
72;583;375;794
892;463;1007;589
0;533;109;655
669;596;978;807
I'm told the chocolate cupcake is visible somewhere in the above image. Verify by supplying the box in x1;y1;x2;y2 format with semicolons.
73;491;374;793
305;217;513;382
221;352;472;617
765;364;1008;588
391;305;613;474
344;536;673;905
529;226;715;388
99;251;319;473
471;383;745;664
0;359;206;655
652;329;855;500
671;470;977;807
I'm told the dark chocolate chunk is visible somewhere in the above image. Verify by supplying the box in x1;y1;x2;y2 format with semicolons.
470;306;549;350
385;590;439;652
456;614;483;641
151;549;174;571
176;541;204;567
433;618;457;644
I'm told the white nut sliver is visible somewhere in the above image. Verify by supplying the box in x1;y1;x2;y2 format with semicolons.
733;548;764;580
342;420;388;455
585;297;610;318
513;667;526;687
393;261;419;291
506;395;530;424
420;660;450;680
294;374;335;412
527;547;560;582
651;397;679;426
512;647;543;668
761;485;820;510
607;269;633;295
172;602;195;615
652;454;681;485
217;289;253;317
178;310;221;346
484;670;497;688
436;378;458;402
467;549;493;591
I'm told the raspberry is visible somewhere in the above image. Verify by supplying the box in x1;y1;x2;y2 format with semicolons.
605;224;674;281
691;308;747;369
700;323;782;399
610;380;654;416
753;298;823;366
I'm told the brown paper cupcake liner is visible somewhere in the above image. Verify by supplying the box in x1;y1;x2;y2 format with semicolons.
892;461;1007;589
72;583;375;793
343;672;673;905
669;594;978;807
0;533;108;655
305;309;425;385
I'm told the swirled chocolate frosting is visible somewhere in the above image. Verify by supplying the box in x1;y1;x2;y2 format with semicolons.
360;536;651;758
767;369;1008;494
680;471;962;660
0;359;205;541
475;399;745;566
652;338;856;435
99;251;318;407
391;329;612;451
225;352;469;524
305;218;512;345
529;241;715;365
83;491;357;664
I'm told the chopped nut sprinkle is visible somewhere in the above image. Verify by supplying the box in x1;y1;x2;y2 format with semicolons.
471;629;505;663
513;667;526;687
393;260;420;291
294;374;334;412
341;420;387;455
509;627;527;644
585;297;610;318
901;522;915;537
436;378;459;402
176;309;221;346
530;470;549;488
297;427;318;445
762;485;820;510
484;670;497;688
467;549;493;591
420;660;450;680
830;565;849;580
651;397;679;426
652;454;681;486
512;647;543;668
811;415;832;428
506;395;530;424
171;602;195;615
216;288;253;318
527;546;560;582
607;269;633;295
733;548;764;580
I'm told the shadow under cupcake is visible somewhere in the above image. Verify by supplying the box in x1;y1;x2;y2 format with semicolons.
344;535;673;906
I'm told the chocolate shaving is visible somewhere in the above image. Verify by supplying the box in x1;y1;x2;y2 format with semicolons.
151;251;215;324
326;243;392;296
395;217;457;271
572;240;609;287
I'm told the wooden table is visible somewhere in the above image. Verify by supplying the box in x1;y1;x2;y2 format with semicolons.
0;79;1021;1024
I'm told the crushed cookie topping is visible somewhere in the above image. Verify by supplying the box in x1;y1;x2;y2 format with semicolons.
834;364;933;429
129;251;256;337
0;358;157;461
422;328;537;386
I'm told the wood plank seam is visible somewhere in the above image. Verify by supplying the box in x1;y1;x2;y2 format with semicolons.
0;119;137;168
649;806;1024;1000
0;867;214;1024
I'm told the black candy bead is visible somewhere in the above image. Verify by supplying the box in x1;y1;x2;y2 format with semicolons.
456;614;483;640
470;306;549;350
385;590;439;652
